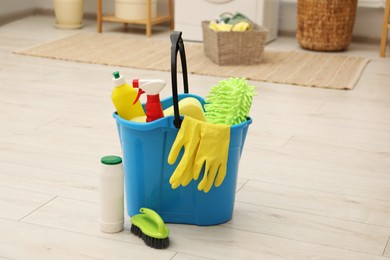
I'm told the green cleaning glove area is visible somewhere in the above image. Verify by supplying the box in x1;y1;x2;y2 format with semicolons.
204;78;256;125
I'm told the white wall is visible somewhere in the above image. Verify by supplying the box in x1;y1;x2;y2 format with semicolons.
354;7;384;41
0;0;35;17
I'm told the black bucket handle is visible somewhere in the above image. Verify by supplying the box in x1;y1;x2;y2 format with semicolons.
170;31;189;129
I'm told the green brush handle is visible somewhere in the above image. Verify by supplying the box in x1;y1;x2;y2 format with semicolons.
140;208;166;235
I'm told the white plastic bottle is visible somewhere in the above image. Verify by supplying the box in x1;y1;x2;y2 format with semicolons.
99;155;124;233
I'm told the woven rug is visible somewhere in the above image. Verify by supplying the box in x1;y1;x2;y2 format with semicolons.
14;33;370;90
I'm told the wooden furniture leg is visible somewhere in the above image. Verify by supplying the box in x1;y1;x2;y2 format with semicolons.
146;0;152;37
97;0;102;33
380;0;390;57
96;0;173;37
169;0;174;30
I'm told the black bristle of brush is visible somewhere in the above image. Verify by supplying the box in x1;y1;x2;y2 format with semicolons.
130;224;170;249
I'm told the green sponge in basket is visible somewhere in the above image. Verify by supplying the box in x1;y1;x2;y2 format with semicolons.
130;208;169;249
204;78;256;125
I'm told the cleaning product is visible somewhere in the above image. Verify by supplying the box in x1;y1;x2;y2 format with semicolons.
130;208;169;249
111;71;145;120
163;97;206;122
204;77;256;125
193;121;230;193
168;116;202;189
168;116;230;193
99;155;124;233
130;97;206;123
133;79;165;122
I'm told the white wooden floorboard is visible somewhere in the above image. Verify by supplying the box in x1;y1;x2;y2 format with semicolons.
15;197;390;260
0;187;55;221
385;239;390;257
0;14;389;259
0;219;176;260
225;202;390;255
236;180;390;227
0;162;99;203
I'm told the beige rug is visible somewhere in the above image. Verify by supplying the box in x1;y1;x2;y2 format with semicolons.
14;33;370;90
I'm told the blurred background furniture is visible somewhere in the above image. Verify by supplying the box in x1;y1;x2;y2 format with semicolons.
97;0;174;37
380;0;390;57
296;0;358;51
174;0;279;43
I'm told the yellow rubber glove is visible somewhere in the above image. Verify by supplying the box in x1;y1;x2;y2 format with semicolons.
168;116;201;189
193;122;230;193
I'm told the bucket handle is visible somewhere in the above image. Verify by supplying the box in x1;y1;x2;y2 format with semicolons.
170;31;189;129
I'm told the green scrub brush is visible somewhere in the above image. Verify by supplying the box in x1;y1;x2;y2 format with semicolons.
130;208;169;249
204;78;256;125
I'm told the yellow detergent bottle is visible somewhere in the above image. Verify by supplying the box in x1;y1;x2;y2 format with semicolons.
111;71;145;120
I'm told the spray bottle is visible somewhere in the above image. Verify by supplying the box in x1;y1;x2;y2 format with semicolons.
111;71;145;120
133;79;166;122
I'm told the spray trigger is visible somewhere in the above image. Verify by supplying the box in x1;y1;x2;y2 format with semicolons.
132;79;166;122
132;79;144;105
133;88;145;105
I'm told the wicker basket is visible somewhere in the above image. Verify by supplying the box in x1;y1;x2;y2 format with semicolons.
296;0;358;51
202;21;268;65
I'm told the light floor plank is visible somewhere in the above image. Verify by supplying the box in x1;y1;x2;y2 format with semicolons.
385;239;390;257
0;162;99;203
0;187;54;221
0;219;175;260
236;180;390;227
18;197;389;260
225;202;390;255
0;14;390;259
167;224;389;260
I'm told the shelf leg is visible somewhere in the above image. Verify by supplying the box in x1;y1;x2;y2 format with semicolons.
97;0;102;33
380;0;390;57
146;0;152;37
169;0;174;30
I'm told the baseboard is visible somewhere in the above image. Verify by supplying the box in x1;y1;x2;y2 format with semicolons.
0;8;37;26
35;8;55;17
279;30;381;45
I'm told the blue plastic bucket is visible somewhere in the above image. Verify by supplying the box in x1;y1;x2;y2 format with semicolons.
114;93;252;226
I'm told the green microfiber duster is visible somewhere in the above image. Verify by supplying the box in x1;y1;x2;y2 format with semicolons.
204;78;256;125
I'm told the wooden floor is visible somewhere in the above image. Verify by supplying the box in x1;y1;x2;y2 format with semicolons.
1;15;390;260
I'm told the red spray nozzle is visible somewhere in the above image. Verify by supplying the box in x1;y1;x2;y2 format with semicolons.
132;79;166;122
132;79;145;105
